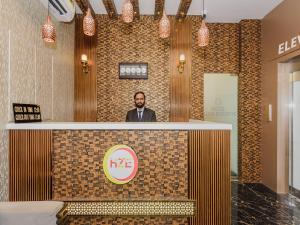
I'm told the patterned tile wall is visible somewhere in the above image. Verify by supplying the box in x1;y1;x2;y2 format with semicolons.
95;16;262;182
238;20;262;183
0;0;74;200
95;16;240;122
190;17;240;120
204;23;240;74
96;16;170;122
52;130;188;200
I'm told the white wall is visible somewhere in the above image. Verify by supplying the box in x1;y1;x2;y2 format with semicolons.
204;73;238;175
0;0;75;200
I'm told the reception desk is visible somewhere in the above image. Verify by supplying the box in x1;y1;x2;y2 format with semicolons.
7;122;231;225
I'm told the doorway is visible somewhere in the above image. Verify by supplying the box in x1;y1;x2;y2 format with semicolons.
204;73;238;177
289;71;300;198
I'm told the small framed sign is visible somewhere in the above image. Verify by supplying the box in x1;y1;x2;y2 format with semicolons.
12;103;42;123
119;62;148;79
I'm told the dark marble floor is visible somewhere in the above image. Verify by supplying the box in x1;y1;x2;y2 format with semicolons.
232;181;300;225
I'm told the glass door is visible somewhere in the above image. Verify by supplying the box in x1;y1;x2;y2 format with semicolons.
204;73;238;177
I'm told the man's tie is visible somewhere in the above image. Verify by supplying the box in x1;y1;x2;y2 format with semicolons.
138;111;142;120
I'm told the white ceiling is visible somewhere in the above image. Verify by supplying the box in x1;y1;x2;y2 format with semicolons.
78;0;284;23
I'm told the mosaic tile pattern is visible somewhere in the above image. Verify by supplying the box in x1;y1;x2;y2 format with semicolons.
238;20;262;183
95;16;262;183
190;17;240;120
96;16;170;122
204;23;240;74
190;18;262;182
96;16;240;123
52;130;188;200
0;0;74;200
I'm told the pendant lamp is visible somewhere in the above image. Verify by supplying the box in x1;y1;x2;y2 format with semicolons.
83;8;95;36
42;0;56;43
122;0;134;23
198;0;209;47
159;10;170;39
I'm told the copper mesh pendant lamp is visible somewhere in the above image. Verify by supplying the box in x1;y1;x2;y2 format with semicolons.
83;8;95;36
198;0;209;47
42;1;56;43
198;18;209;47
122;0;134;23
159;10;170;39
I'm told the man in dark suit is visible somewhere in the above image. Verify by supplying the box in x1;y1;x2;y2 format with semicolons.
126;91;157;122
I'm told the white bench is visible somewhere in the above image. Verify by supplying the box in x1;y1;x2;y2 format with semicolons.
0;201;64;225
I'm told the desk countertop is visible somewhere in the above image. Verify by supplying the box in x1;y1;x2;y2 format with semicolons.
6;121;232;130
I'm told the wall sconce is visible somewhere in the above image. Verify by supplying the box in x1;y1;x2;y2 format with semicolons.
81;54;89;73
177;54;186;74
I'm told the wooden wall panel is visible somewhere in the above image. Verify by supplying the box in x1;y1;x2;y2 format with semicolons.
189;130;231;225
9;130;52;201
74;15;97;122
190;17;205;120
170;18;192;122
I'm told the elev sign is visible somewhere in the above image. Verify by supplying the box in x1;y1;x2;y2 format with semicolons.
278;35;300;55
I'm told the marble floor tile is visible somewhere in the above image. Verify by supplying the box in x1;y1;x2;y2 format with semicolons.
232;182;300;225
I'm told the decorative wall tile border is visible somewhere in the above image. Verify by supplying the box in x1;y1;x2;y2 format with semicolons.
62;200;195;217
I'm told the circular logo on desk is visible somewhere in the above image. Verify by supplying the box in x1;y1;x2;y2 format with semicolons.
103;145;138;184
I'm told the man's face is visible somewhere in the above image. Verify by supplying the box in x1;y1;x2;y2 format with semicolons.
134;93;145;108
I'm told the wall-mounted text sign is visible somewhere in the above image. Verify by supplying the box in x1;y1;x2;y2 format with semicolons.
278;35;300;55
13;103;41;123
103;145;138;184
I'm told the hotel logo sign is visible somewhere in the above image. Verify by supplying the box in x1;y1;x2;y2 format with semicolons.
278;35;300;55
103;145;138;184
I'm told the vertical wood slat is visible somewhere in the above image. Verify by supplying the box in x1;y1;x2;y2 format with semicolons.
189;130;231;225
169;18;192;122
74;15;97;122
9;130;52;201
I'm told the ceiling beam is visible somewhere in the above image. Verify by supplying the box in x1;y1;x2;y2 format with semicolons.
176;0;192;21
131;0;140;20
75;0;95;17
102;0;117;19
154;0;165;20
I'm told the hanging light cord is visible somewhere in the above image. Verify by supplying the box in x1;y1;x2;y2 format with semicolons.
203;0;206;20
47;0;49;16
